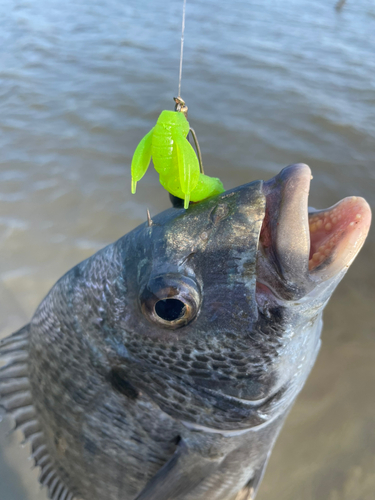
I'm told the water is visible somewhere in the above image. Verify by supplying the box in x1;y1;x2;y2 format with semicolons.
0;0;374;498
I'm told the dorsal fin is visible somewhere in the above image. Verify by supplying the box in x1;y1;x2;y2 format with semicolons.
0;326;76;500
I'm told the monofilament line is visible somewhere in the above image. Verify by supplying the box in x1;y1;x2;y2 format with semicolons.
178;0;187;98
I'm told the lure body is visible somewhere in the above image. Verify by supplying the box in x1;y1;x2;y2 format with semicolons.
131;110;224;208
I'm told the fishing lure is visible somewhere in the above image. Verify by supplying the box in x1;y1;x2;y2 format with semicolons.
131;98;224;209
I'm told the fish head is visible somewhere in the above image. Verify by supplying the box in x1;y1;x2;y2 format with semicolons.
60;164;372;431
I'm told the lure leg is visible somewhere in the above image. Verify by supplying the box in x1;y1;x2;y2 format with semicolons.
172;129;200;209
131;128;154;194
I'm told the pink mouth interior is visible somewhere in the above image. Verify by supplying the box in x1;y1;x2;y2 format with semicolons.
308;196;369;271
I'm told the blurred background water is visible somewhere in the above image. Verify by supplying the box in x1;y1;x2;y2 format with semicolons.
0;0;374;498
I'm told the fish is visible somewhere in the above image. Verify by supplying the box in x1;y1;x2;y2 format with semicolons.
0;163;371;500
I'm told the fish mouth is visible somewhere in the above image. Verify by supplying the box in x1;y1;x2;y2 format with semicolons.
258;163;371;298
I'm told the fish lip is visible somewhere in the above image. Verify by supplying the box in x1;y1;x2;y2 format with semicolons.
258;163;312;299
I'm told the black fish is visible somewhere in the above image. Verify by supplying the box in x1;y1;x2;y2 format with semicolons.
0;164;371;500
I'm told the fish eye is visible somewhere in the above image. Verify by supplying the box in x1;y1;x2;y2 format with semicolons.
140;274;201;329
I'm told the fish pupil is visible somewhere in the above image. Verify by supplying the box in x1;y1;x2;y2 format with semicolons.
155;298;186;322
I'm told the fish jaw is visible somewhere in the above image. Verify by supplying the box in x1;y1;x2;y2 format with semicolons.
257;163;371;301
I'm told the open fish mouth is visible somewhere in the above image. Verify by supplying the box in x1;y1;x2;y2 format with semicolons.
258;163;371;296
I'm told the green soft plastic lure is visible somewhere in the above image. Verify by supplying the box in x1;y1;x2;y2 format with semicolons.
131;100;224;209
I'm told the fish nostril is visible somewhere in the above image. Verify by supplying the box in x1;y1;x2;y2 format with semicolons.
155;299;186;322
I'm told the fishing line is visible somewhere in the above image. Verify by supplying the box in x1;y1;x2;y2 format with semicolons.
178;0;187;98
